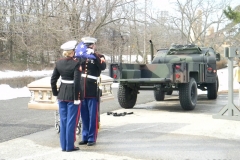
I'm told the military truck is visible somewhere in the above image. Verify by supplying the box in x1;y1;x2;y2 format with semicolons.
109;43;220;110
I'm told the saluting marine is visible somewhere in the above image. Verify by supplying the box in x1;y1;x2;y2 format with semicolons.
51;40;83;152
75;37;106;146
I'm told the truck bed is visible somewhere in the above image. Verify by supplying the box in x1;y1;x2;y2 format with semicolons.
120;63;172;79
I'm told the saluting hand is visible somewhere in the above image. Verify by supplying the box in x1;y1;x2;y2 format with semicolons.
79;66;82;71
100;57;105;63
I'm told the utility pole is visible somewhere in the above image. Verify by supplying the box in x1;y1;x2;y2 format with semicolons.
134;1;138;63
144;0;146;63
9;0;14;63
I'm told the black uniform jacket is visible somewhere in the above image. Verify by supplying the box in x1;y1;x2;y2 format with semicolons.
80;53;106;98
51;57;83;101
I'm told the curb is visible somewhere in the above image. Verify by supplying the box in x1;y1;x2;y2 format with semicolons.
218;89;239;93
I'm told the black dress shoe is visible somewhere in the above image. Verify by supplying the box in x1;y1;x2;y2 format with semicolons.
66;147;80;152
78;141;88;145
87;142;96;146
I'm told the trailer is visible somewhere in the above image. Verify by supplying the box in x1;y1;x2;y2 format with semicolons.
109;43;220;110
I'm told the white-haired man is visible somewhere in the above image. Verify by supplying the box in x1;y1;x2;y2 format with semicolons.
77;37;106;146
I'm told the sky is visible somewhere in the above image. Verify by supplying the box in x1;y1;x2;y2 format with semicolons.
140;0;240;32
151;0;239;10
0;67;239;101
149;0;240;21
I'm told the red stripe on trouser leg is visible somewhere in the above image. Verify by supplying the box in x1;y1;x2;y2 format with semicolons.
74;103;81;142
94;102;99;142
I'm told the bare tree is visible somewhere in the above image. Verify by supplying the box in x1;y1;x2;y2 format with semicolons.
0;0;237;69
169;0;231;47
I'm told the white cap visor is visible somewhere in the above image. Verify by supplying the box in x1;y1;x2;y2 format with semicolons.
60;40;78;50
81;37;97;44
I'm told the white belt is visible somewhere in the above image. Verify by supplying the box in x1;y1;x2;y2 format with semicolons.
61;79;74;84
81;74;98;80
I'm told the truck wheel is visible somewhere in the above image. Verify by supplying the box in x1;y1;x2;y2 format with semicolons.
207;76;218;100
118;84;137;109
179;78;197;110
166;90;173;95
154;89;165;101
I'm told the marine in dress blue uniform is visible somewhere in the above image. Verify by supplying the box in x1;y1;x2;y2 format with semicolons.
76;37;106;146
51;40;83;152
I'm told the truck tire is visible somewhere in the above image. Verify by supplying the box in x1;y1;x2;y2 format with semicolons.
207;76;218;100
154;89;165;101
118;84;137;109
179;78;197;110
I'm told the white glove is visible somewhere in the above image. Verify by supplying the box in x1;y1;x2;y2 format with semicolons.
86;48;94;55
74;100;81;105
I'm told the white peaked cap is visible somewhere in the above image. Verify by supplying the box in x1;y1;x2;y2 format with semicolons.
60;40;78;50
81;37;97;44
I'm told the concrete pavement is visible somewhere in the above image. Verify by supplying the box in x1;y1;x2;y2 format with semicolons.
0;125;138;160
1;97;240;160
